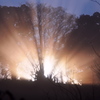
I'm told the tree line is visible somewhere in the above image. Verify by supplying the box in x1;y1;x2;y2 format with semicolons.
0;4;100;82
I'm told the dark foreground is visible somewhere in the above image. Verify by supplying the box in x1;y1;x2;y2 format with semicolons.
0;79;100;100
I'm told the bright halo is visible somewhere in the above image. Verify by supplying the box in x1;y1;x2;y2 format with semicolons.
43;56;56;77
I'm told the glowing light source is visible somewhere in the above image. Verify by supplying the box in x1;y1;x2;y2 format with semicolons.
15;55;82;85
0;4;85;85
16;58;38;81
43;55;56;77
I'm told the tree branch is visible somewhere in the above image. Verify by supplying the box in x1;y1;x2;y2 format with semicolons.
91;0;100;6
91;43;100;58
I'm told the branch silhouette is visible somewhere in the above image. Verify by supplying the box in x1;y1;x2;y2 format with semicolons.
91;0;100;6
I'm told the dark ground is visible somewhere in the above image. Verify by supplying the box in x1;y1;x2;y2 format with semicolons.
0;79;100;100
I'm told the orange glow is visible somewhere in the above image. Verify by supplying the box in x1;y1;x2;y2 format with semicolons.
43;55;56;77
0;5;98;85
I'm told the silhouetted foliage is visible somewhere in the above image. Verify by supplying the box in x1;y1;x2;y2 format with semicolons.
0;80;100;100
67;12;100;49
0;90;15;100
0;3;76;81
66;12;100;81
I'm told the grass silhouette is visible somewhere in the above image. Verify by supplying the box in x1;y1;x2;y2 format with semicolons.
0;79;100;100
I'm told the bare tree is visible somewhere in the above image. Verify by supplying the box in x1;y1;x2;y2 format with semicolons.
0;3;76;81
29;3;76;80
91;43;100;80
91;0;100;6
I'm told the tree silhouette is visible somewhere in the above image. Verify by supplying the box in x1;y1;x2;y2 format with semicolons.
0;3;76;81
29;3;76;80
66;12;100;81
91;0;100;6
